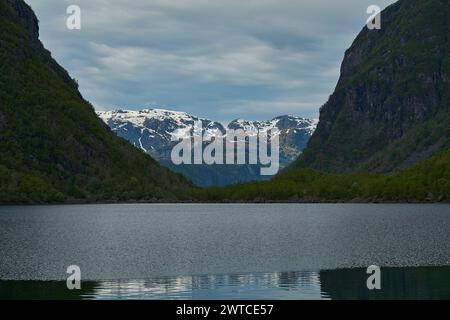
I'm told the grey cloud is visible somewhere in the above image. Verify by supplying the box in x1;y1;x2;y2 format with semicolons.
25;0;397;120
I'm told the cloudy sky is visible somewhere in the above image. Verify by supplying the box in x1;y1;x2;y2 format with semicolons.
25;0;396;121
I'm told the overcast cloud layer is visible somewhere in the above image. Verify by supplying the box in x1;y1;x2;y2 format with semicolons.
25;0;396;121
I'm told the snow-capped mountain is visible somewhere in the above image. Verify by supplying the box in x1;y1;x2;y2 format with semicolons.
97;108;225;154
227;116;318;154
97;108;318;186
228;116;317;135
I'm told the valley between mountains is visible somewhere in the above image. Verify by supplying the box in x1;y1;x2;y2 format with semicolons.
97;109;318;186
0;0;448;203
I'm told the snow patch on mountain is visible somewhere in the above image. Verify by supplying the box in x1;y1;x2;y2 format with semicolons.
97;108;318;184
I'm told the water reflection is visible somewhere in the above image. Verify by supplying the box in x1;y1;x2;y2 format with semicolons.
84;271;323;300
1;266;449;300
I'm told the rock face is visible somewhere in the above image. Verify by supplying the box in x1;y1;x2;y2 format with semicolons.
98;109;317;186
0;0;192;202
4;0;39;44
296;0;450;173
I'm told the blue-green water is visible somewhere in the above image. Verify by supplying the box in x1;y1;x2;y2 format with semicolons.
0;204;449;299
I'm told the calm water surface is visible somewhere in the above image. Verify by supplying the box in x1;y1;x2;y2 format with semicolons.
0;204;449;299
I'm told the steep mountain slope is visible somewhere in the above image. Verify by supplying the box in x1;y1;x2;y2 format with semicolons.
98;109;317;186
0;0;191;202
295;0;450;173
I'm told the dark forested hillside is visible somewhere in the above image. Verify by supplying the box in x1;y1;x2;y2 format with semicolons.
294;0;450;173
0;0;192;203
194;148;450;202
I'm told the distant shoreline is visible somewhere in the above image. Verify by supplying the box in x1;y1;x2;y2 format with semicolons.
1;199;448;206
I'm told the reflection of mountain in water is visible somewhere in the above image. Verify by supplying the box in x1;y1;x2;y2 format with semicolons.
1;267;449;299
319;266;450;300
